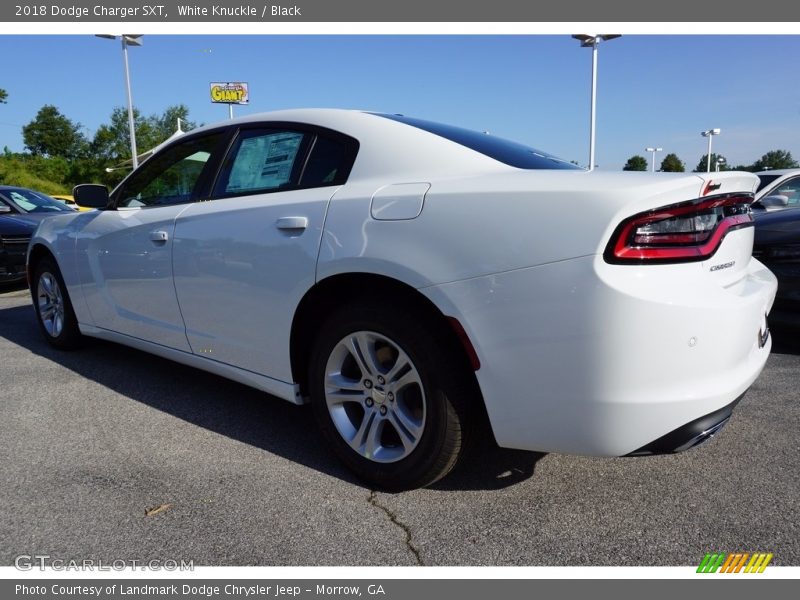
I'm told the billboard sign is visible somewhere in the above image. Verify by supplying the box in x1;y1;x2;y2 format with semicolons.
210;82;249;105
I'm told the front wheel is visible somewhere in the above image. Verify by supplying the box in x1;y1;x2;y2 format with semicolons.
31;257;83;349
309;302;473;490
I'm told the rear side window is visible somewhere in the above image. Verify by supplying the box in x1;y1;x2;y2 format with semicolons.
374;113;581;170
300;136;349;186
215;129;311;196
213;126;358;198
223;130;308;194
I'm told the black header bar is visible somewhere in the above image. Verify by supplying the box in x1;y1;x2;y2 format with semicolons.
3;1;800;23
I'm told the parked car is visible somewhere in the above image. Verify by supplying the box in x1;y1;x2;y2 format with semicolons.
1;186;75;285
51;194;93;212
0;213;38;284
753;207;800;324
753;169;800;210
751;170;800;324
0;186;77;216
27;109;777;489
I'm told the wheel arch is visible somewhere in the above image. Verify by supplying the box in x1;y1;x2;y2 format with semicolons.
27;243;57;282
290;273;482;401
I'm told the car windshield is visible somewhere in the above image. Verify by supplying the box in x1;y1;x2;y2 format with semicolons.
2;189;73;213
374;113;582;170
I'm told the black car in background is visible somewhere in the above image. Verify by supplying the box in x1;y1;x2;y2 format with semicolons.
753;207;800;326
0;214;37;284
0;186;75;285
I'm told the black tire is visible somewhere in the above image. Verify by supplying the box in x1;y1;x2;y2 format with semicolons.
31;256;83;350
309;301;473;490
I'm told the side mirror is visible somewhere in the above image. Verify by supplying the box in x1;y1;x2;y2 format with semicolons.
0;204;11;213
73;184;110;209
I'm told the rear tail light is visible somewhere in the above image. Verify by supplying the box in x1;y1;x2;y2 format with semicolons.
605;193;754;264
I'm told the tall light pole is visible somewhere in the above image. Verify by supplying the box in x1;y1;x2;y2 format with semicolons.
645;147;663;172
572;34;621;172
701;128;721;173
97;34;143;169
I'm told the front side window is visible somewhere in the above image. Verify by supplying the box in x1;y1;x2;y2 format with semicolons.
768;177;800;207
115;133;223;208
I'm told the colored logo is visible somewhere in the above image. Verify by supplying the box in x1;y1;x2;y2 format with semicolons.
697;552;773;573
209;82;249;105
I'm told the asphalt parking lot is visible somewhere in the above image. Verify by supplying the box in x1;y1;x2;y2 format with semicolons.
1;284;798;567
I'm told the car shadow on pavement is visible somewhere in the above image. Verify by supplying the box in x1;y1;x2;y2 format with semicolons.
0;302;542;491
431;439;544;492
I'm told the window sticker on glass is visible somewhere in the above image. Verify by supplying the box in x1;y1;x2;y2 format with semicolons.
227;132;304;193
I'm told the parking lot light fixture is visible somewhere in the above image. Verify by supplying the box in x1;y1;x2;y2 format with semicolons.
646;147;663;172
96;34;143;169
572;34;621;172
701;128;721;173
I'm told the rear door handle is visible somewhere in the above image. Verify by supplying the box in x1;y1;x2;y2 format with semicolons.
150;230;169;242
276;216;308;231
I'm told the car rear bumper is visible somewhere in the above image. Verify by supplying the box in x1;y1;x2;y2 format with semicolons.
421;245;777;456
626;392;744;455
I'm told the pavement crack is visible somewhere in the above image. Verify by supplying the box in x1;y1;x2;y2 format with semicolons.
368;490;424;565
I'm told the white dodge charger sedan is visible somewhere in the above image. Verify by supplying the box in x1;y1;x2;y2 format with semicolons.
28;109;777;490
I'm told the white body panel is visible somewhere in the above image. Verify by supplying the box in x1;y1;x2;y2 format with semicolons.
75;205;192;350
421;233;775;455
172;187;336;381
28;109;778;456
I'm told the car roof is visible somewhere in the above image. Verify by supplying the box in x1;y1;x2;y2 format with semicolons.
136;108;519;182
0;185;53;194
754;169;800;177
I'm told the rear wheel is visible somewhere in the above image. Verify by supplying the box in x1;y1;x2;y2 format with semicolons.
309;302;472;490
31;257;83;349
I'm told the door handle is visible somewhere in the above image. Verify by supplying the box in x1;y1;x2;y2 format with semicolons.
150;230;169;242
276;216;308;231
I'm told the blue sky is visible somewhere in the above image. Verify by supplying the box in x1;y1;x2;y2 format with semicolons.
1;35;799;170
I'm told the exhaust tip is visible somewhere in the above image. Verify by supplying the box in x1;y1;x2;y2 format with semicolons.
626;393;744;457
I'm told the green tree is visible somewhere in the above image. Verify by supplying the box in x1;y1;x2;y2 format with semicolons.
660;153;685;172
92;104;196;162
623;155;648;171
91;104;196;186
22;105;86;159
0;88;8;104
693;153;729;172
751;150;798;171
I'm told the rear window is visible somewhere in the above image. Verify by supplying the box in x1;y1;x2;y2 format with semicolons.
374;113;581;170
